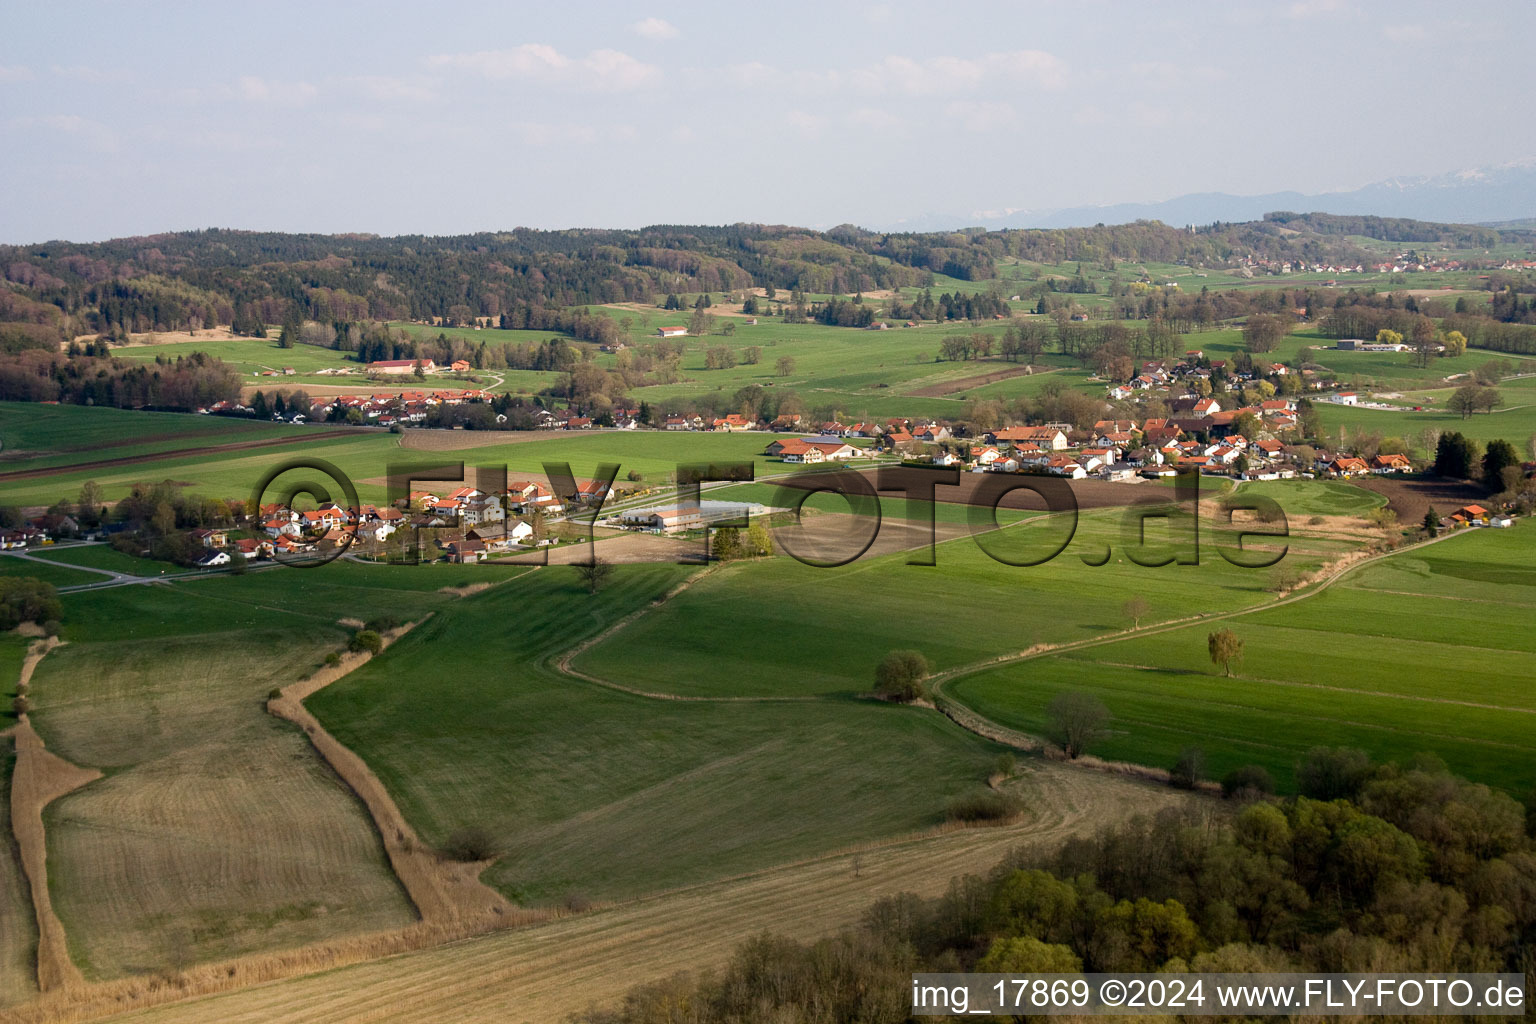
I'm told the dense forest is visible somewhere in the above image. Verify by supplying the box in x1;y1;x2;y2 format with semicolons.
579;752;1536;1024
8;217;1528;351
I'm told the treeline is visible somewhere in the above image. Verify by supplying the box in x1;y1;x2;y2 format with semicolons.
0;349;240;409
580;752;1536;1024
1263;210;1531;248
0;217;1436;348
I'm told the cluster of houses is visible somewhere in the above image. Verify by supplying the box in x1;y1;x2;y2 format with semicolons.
1105;350;1310;404
213;476;615;565
744;409;1423;484
1236;251;1480;277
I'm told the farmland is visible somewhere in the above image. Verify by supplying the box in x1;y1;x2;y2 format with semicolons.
20;563;511;980
1;218;1534;1021
572;508;1357;700
307;563;1010;906
946;522;1536;794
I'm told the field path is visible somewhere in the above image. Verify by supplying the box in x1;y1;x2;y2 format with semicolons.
8;638;99;994
267;621;520;931
928;528;1473;754
96;764;1191;1024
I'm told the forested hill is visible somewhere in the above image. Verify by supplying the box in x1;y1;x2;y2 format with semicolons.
0;216;1530;351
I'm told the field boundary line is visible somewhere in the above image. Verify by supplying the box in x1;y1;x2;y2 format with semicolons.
552;563;821;703
267;619;528;932
8;639;99;994
928;528;1474;756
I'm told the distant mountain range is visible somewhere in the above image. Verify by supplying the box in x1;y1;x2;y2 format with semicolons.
879;160;1536;233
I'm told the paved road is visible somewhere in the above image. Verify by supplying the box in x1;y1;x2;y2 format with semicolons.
0;541;273;592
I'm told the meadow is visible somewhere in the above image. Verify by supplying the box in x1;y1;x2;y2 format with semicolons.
947;523;1536;794
0;555;103;588
0;403;304;474
307;563;1009;906
24;544;181;577
572;508;1360;700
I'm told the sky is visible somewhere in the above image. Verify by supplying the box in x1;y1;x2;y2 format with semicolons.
2;0;1534;243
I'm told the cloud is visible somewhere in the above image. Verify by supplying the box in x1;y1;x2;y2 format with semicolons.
237;76;318;105
1128;61;1226;88
847;51;1067;95
722;50;1066;98
345;75;438;102
14;113;117;151
426;44;658;91
1383;24;1428;43
943;100;1017;133
0;64;33;82
631;17;678;41
517;121;599;147
1286;0;1350;18
49;64;134;84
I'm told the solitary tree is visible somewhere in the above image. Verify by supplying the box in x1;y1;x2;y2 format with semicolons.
874;649;931;702
776;355;796;377
1170;746;1205;789
1422;508;1441;537
710;527;743;562
1483;439;1520;491
1122;596;1150;629
1046;692;1109;759
573;558;614;594
1208;628;1244;677
348;629;383;655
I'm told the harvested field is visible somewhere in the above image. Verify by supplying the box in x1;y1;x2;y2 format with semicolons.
906;362;1043;397
1349;475;1489;524
27;606;417;980
98;764;1198;1024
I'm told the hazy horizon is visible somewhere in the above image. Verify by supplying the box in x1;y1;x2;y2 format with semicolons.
4;0;1535;244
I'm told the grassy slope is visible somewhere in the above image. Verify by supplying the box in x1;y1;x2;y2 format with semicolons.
0;414;836;506
950;523;1536;793
307;564;1007;906
0;557;103;588
572;510;1356;700
25;563;515;979
22;545;181;577
0;403;301;473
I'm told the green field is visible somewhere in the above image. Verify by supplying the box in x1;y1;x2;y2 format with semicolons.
947;523;1536;794
573;510;1357;700
25;544;181;577
1230;478;1386;518
0;404;888;507
0;554;104;588
307;563;1008;905
0;403;305;475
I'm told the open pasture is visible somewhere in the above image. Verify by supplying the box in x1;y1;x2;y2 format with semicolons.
572;508;1358;700
307;563;1009;907
947;523;1536;794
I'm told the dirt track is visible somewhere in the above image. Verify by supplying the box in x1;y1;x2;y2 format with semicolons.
0;431;365;483
267;621;522;932
8;640;99;994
